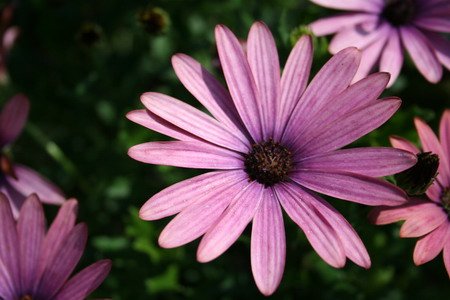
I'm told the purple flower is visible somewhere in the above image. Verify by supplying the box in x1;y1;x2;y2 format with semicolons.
127;21;416;295
309;0;450;87
0;4;19;81
0;94;65;218
0;193;111;300
370;110;450;277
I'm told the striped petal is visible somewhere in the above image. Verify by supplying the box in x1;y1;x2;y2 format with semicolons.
309;13;377;36
400;205;448;237
439;110;450;164
413;222;449;265
0;94;29;147
389;136;420;153
310;0;383;12
380;28;403;87
368;198;431;225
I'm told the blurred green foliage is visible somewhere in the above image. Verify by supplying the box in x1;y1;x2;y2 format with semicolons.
1;0;449;299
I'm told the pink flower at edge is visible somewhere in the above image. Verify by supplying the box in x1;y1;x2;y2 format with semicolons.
0;193;112;300
370;110;450;278
127;21;417;295
0;95;65;218
309;0;450;87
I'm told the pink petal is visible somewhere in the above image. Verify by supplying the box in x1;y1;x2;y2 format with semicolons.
380;28;403;87
215;24;262;142
414;17;450;33
276;183;346;268
2;27;19;52
282;47;361;144
158;174;248;248
296;147;417;177
389;136;420;153
400;26;442;83
171;54;249;140
440;110;450;163
400;204;447;237
36;223;88;299
53;260;112;300
274;35;312;141
309;13;376;36
296;97;401;157
0;94;29;147
368;198;431;225
291;169;407;206
0;258;15;300
139;171;244;221
126;110;198;142
444;237;450;278
310;0;383;12
251;190;285;296
426;31;450;70
247;22;280;139
37;199;78;280
197;182;264;262
415;117;450;186
17;194;45;293
128;141;243;169
141;92;248;152
6;164;65;205
414;222;449;265
0;193;20;296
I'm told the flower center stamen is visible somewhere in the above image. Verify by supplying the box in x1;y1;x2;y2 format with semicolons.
382;0;416;26
19;296;33;300
244;138;292;187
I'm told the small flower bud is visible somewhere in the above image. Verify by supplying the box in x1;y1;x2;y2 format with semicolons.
137;7;170;34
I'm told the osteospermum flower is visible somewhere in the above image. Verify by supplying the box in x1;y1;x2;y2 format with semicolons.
0;94;65;218
0;193;111;300
309;0;450;86
370;110;450;277
127;21;417;295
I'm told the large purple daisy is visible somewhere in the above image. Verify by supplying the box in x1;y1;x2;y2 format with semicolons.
309;0;450;87
0;94;65;218
0;193;111;300
127;22;416;295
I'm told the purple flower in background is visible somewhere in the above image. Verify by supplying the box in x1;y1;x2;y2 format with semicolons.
309;0;450;87
0;94;65;218
128;21;416;295
0;193;111;300
0;4;20;81
370;110;450;277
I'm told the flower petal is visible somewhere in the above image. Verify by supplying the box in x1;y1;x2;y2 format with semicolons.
141;92;248;152
126;109;198;142
0;258;15;300
291;169;407;206
400;204;447;237
17;194;45;294
413;222;449;265
309;13;377;36
171;54;249;140
5;164;65;205
158;173;248;248
444;236;450;278
0;193;20;296
440;110;450;162
53;260;112;300
400;26;442;83
414;17;450;33
310;0;383;12
426;31;450;70
197;182;264;262
389;136;420;153
36;223;88;299
215;24;262;142
128;141;243;169
296;97;401;157
276;183;346;268
251;189;285;296
247;22;280;139
296;147;417;177
282;47;361;144
380;28;403;87
368;198;431;225
140;171;244;221
0;94;29;147
274;35;312;141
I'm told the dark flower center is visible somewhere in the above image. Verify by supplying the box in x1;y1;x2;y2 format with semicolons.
19;296;33;300
441;187;450;215
382;0;416;26
244;138;292;187
0;154;18;180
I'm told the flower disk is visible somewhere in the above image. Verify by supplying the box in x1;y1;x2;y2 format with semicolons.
244;138;292;187
382;0;416;26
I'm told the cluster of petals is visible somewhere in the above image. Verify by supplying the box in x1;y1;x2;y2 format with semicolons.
0;193;111;300
370;110;450;277
0;94;65;218
309;0;450;86
128;21;417;295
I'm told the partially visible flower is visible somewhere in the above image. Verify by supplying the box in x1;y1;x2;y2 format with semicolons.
309;0;450;87
0;193;112;300
370;110;450;277
0;3;20;81
128;21;416;295
137;6;170;34
0;95;65;218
